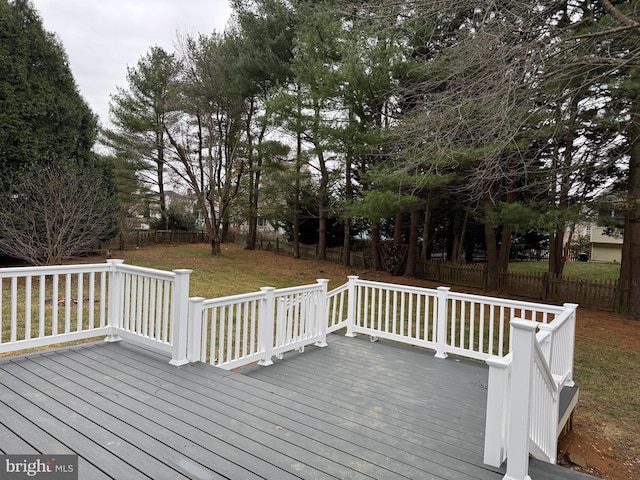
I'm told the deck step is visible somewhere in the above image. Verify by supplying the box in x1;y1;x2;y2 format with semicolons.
559;384;580;436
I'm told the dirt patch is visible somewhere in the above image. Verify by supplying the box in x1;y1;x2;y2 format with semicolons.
555;307;640;480
557;411;639;479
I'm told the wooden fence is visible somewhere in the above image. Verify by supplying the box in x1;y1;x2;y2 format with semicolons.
101;230;207;251
247;236;371;268
237;234;626;313
419;264;627;313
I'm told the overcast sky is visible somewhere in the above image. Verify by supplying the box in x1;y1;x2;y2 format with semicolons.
32;0;232;129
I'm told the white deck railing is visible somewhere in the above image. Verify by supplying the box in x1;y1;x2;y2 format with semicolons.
483;306;577;480
0;260;191;365
187;280;329;370
105;261;192;366
0;263;111;353
329;276;566;360
0;264;576;480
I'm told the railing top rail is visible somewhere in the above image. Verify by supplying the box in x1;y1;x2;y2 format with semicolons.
539;306;573;328
354;279;439;296
201;290;265;307
115;263;176;281
273;283;324;296
448;290;565;314
0;262;111;277
328;282;349;297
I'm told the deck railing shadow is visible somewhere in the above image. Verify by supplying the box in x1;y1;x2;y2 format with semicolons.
0;262;577;480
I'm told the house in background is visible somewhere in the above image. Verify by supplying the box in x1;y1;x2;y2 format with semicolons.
589;223;623;262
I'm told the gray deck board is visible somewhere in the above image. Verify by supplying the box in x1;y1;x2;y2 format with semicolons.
0;333;597;480
84;341;417;480
51;347;365;480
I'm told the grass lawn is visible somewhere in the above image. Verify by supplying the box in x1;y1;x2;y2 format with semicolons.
115;243;365;297
509;260;620;281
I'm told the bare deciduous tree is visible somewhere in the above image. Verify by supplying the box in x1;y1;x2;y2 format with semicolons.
0;160;118;265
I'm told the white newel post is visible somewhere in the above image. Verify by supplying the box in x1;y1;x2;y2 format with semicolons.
345;275;359;337
258;287;275;366
484;354;512;467
563;303;578;387
315;279;329;347
504;318;538;480
188;297;205;363
169;269;192;366
435;286;450;359
105;260;125;343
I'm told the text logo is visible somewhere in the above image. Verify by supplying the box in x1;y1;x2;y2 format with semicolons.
1;455;78;479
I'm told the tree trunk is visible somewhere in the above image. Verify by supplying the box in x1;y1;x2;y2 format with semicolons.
393;214;403;245
221;220;230;243
420;190;433;261
293;148;301;259
619;215;631;305
247;210;257;250
404;208;420;277
293;88;302;259
549;229;565;276
626;97;640;318
485;222;500;291
342;136;353;267
211;237;221;255
454;209;469;264
497;224;512;273
293;173;301;259
313;98;328;261
156;130;168;230
209;197;221;255
343;219;351;266
371;221;382;270
317;181;329;260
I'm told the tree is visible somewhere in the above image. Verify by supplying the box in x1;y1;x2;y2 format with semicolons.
0;0;118;264
231;0;296;251
0;159;119;265
166;32;248;255
545;0;640;318
105;46;180;230
0;0;97;173
372;1;577;286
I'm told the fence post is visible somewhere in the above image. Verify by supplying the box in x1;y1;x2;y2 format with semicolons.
188;297;205;363
542;272;549;302
504;318;538;480
345;275;359;337
258;287;275;366
484;354;512;467
105;260;125;342
169;269;192;366
435;286;450;359
315;279;329;347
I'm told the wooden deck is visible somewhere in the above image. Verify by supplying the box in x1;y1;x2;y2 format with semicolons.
0;333;594;479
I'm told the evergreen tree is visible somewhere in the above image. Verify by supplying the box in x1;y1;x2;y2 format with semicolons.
0;0;97;171
105;46;180;230
0;0;119;264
